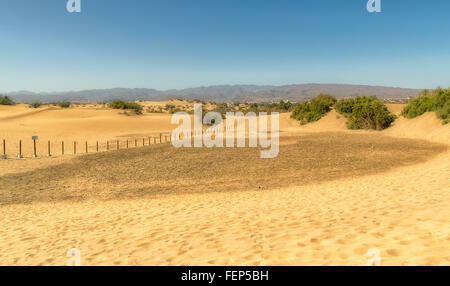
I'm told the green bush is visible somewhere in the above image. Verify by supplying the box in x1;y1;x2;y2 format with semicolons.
169;107;182;114
109;100;143;114
335;96;396;130
50;101;71;108
257;100;294;113
146;107;163;113
164;104;176;111
0;95;15;105
290;94;337;125
402;88;450;121
59;102;71;108
29;102;42;108
436;101;449;121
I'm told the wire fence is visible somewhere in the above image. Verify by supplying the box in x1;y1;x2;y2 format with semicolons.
1;133;173;160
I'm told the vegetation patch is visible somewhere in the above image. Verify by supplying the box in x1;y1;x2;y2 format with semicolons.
402;88;450;123
146;106;164;113
240;100;294;114
48;101;71;108
109;100;143;114
335;96;396;130
0;95;15;105
290;94;337;125
29;102;42;108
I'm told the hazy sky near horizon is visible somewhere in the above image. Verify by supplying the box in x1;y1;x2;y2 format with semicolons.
1;0;450;93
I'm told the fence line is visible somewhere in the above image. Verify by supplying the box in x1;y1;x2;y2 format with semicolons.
0;133;172;160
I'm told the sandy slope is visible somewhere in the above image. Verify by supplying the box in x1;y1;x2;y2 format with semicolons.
0;103;449;266
0;104;174;158
386;112;450;145
1;150;448;266
0;146;448;266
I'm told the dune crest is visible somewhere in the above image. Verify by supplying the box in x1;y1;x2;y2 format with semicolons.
386;112;450;145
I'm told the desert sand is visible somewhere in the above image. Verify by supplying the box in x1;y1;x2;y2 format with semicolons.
0;102;449;266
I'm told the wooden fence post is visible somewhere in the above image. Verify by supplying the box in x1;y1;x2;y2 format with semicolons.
107;141;109;151
18;140;23;159
62;141;64;155
143;138;145;146
96;141;99;152
2;139;6;159
48;141;51;157
117;140;119;150
86;141;88;153
135;139;137;147
32;138;37;158
74;141;77;154
126;140;129;149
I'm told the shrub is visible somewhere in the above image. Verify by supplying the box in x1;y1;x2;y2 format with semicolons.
402;88;450;122
164;104;176;111
279;100;293;111
169;107;182;114
51;101;71;108
29;102;42;108
335;96;396;130
59;102;71;108
109;100;142;114
290;94;337;125
146;107;163;113
254;100;294;113
436;101;449;120
0;95;15;105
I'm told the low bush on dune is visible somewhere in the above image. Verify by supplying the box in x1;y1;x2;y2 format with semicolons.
29;102;42;108
0;95;15;105
109;100;143;114
437;103;449;125
402;88;450;124
335;96;396;130
244;100;294;113
50;101;71;108
58;101;71;108
290;94;337;125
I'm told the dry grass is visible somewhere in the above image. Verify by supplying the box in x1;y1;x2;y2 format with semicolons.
0;132;446;206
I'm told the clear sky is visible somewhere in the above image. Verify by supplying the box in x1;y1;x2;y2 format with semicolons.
1;0;449;92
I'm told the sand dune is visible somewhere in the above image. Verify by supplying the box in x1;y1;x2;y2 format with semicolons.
0;105;57;121
0;105;173;158
386;112;450;144
386;103;406;115
0;146;448;266
0;133;445;206
303;110;348;131
0;103;448;266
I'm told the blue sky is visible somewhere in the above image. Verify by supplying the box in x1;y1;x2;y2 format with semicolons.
1;0;449;92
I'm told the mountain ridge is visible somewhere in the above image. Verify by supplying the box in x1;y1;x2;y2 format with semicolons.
5;84;421;103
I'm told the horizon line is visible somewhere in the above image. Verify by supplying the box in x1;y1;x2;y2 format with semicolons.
3;82;429;95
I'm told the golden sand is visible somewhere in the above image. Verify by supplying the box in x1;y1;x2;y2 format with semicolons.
0;103;448;265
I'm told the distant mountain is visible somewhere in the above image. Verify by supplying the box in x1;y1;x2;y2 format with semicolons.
236;84;421;102
6;88;161;103
160;85;275;101
6;84;421;103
